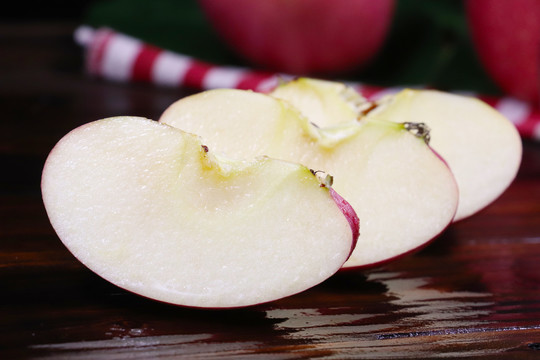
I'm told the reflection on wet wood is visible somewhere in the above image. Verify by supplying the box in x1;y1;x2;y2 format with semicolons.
1;22;540;359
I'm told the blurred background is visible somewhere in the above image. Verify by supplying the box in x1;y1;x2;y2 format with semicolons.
4;0;538;104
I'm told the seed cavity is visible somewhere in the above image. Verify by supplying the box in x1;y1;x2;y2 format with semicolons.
358;102;378;116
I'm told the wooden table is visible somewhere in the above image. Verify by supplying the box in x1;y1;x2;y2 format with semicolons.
2;22;540;359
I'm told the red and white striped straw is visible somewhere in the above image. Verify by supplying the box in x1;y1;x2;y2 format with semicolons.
75;26;540;140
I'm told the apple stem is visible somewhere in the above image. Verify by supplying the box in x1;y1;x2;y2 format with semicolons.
403;122;431;144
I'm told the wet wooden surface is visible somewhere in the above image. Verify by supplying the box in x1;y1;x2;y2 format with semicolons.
2;22;540;359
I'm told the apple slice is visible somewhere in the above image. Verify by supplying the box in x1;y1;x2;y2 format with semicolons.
41;116;358;308
160;90;458;269
367;89;523;220
270;78;523;221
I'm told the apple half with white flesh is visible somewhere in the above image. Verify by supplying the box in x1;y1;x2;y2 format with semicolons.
160;90;459;269
270;78;523;221
41;116;358;308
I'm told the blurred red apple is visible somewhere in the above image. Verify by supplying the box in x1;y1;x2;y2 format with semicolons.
198;0;395;75
466;0;540;105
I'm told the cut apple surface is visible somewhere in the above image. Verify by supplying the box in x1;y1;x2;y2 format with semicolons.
367;89;522;220
271;78;523;221
160;90;459;269
270;78;367;128
41;116;357;308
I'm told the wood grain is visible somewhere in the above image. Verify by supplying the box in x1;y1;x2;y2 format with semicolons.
1;22;540;359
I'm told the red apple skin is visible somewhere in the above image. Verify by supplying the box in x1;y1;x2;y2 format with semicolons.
466;0;540;105
198;0;395;75
329;187;360;257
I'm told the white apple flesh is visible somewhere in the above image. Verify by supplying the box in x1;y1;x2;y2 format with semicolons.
41;116;358;308
160;90;459;269
271;78;523;221
368;89;523;220
270;77;368;128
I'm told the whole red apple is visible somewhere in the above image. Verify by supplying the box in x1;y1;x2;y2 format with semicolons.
466;0;540;105
198;0;395;75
